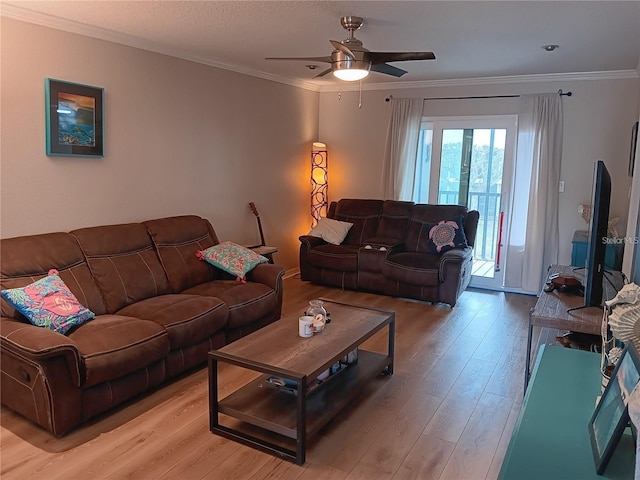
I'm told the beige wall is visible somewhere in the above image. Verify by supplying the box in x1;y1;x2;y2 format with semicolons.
318;77;640;266
3;16;639;273
1;18;319;270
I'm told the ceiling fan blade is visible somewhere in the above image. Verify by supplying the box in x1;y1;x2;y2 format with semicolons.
329;40;356;59
265;56;332;63
367;52;436;64
313;68;333;79
370;63;408;78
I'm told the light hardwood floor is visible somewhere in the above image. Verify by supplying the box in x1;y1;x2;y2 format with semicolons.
2;276;554;480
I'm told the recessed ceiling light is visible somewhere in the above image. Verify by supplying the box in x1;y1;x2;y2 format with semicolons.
542;44;559;52
306;65;318;70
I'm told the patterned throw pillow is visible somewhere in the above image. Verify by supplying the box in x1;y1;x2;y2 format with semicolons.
1;269;95;335
196;241;268;282
425;216;469;254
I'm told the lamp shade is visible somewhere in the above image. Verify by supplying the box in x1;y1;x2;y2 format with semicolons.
310;142;328;227
312;142;326;152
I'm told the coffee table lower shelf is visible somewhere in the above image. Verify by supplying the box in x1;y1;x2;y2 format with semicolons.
210;350;391;464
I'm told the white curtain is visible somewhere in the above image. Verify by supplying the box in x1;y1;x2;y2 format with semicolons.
380;98;423;200
504;93;563;293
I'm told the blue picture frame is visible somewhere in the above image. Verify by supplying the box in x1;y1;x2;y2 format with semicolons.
45;78;104;157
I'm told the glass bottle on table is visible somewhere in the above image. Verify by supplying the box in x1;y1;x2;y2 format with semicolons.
306;299;327;332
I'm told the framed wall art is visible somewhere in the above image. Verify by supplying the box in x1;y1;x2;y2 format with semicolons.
45;78;104;157
588;343;640;474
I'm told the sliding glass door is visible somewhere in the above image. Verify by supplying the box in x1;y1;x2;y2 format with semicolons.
413;116;517;290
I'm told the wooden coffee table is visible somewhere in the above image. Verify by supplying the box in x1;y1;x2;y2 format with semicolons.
208;298;395;465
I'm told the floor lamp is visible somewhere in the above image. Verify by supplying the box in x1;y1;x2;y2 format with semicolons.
311;142;328;228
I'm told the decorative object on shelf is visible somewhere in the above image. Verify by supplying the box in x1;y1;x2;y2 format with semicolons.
608;217;620;238
310;142;328;227
543;273;583;294
343;348;358;365
602;283;640;389
579;204;591;224
45;78;104;157
588;343;640;475
577;204;620;238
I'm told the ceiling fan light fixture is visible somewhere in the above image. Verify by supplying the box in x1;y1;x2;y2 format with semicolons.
266;15;435;82
333;68;370;81
332;58;371;81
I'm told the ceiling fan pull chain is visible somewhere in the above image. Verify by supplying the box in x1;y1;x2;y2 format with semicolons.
337;92;341;101
358;80;362;109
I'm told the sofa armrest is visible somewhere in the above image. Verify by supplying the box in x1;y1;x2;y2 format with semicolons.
298;235;327;249
438;247;473;282
1;318;83;387
246;263;285;293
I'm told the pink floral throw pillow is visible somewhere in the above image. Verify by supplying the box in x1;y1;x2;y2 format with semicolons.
1;269;95;334
196;241;268;283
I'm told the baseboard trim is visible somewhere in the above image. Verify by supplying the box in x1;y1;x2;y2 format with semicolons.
283;268;300;280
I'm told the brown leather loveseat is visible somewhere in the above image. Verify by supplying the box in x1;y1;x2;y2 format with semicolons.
0;215;284;436
299;199;479;307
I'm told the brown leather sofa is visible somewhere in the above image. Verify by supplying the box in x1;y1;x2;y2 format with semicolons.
299;199;479;307
0;215;284;436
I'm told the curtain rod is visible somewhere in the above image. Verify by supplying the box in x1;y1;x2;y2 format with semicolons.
384;89;572;102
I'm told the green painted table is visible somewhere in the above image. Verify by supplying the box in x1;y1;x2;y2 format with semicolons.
499;345;636;480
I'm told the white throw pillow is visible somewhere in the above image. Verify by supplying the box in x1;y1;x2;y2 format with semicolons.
308;217;353;245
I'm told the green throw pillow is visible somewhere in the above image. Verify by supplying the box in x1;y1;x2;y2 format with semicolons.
196;241;268;282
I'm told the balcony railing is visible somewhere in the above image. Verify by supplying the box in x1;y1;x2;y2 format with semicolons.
438;191;501;262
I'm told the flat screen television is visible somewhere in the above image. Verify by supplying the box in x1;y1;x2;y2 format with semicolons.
583;160;612;308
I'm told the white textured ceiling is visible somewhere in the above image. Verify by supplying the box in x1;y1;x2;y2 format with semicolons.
2;1;640;90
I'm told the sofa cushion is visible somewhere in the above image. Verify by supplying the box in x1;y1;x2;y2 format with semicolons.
331;199;383;246
117;294;228;350
425;216;469;254
1;269;95;335
196;242;268;280
383;252;440;286
143;216;219;292
1;232;107;318
372;200;414;243
67;315;170;388
308;244;360;272
183;280;278;330
72;223;170;313
308;217;353;245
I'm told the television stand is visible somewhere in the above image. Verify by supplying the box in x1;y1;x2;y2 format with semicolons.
566;270;619;313
567;303;598;313
525;265;623;392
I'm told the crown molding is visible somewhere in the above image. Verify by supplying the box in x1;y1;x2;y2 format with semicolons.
4;4;637;94
318;70;640;93
1;3;321;92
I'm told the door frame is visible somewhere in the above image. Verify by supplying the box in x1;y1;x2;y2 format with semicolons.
422;115;518;290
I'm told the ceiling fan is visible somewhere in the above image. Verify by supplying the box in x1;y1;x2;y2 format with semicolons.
266;16;436;81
